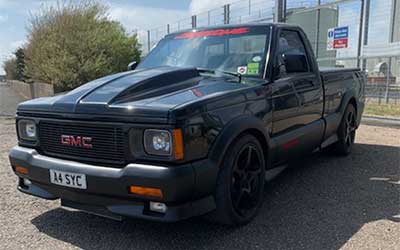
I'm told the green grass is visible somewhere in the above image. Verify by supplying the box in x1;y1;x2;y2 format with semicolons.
364;104;400;117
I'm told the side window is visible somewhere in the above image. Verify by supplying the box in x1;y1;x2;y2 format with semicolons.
276;30;311;78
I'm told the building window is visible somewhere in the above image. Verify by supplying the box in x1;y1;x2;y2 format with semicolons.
368;0;393;45
394;0;400;42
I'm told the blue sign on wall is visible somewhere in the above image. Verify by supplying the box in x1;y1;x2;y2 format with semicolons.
333;26;349;39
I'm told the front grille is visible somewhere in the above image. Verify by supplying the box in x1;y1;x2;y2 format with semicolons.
39;121;125;165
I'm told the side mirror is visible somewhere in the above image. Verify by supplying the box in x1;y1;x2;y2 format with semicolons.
127;61;138;71
283;54;309;73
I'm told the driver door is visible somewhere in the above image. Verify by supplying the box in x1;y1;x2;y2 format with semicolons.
270;28;324;164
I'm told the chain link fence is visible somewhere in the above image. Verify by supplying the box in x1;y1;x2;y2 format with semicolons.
140;0;400;106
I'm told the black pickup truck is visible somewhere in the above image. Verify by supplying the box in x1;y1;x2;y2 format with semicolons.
10;24;365;225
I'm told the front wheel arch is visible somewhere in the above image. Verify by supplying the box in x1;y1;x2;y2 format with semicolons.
208;115;271;169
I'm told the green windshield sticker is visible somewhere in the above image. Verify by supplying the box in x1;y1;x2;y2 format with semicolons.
247;62;259;75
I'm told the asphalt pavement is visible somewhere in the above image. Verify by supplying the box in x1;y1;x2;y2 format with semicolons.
0;121;399;250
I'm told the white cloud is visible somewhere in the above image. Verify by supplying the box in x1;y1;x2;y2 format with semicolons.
189;0;231;15
109;0;233;34
108;0;233;51
109;4;188;52
0;39;25;75
109;5;188;31
10;40;25;50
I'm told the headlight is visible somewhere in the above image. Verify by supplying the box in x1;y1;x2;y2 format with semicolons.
144;129;172;156
18;119;37;141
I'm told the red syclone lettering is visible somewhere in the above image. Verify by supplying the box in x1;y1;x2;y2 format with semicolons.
175;27;250;39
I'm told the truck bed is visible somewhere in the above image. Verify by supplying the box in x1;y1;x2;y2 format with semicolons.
319;67;361;74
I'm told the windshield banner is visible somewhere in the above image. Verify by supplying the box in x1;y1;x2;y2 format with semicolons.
175;27;250;39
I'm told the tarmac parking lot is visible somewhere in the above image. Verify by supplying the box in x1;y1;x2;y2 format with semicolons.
0;119;399;250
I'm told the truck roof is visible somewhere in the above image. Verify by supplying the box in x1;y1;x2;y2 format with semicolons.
167;23;300;37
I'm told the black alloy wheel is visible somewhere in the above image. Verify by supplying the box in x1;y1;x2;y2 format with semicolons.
231;144;264;217
343;108;356;148
208;134;265;225
333;104;357;155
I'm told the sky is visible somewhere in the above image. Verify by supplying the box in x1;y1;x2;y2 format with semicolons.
0;0;232;74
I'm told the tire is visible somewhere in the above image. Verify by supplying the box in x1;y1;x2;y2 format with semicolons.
332;104;357;156
207;134;266;225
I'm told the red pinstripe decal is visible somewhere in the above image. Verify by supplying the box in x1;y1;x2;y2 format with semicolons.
282;139;299;150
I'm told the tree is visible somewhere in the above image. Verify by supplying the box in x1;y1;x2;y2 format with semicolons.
14;48;26;81
24;1;141;92
2;48;27;81
3;58;17;80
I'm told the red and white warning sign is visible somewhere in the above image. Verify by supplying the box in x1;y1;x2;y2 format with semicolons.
327;26;349;50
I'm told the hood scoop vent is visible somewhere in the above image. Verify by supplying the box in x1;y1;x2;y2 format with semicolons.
79;67;200;106
112;67;201;104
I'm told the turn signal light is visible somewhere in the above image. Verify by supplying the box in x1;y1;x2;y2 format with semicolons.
15;166;28;175
129;186;163;199
173;129;184;160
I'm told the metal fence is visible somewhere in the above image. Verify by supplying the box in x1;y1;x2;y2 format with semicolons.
142;0;276;53
140;0;400;105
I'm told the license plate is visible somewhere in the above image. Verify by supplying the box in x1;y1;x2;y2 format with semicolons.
49;169;87;189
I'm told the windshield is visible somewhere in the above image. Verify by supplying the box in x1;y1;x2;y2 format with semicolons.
137;26;271;78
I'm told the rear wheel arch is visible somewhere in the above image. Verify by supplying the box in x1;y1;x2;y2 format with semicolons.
348;97;358;116
340;95;359;128
339;90;357;115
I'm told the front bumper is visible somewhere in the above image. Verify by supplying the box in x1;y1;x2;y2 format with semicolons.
9;146;216;222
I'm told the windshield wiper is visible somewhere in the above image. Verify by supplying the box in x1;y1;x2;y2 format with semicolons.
197;67;242;83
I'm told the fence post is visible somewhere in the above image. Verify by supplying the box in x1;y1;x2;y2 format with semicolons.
274;0;285;23
390;0;397;43
167;24;170;34
385;0;398;104
224;4;230;24
315;0;321;58
147;30;151;53
385;59;392;104
362;0;371;70
249;0;251;15
192;15;197;28
357;0;365;68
